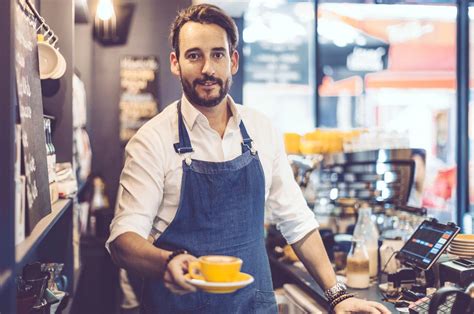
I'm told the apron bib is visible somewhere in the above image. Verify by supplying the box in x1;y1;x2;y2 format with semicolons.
141;102;277;314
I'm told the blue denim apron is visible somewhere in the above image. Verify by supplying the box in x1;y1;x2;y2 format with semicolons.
141;102;278;314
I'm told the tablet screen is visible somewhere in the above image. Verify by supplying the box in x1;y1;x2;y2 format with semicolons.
397;220;460;270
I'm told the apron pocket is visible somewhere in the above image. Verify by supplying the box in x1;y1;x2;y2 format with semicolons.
253;290;278;314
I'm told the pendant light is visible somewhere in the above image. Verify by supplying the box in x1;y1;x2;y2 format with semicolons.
94;0;117;40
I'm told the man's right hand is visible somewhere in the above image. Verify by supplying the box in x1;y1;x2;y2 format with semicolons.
163;253;198;295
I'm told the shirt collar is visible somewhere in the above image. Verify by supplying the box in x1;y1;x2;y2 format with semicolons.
180;94;242;131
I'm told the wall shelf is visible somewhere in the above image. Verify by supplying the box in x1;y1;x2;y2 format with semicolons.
16;198;72;264
0;1;77;312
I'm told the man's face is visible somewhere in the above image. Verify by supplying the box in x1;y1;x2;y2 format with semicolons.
170;22;239;108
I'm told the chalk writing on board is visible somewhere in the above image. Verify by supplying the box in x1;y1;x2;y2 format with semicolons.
15;3;51;232
119;56;159;142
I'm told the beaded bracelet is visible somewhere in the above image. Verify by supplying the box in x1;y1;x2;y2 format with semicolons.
330;293;355;310
328;290;352;304
330;292;354;305
166;249;188;265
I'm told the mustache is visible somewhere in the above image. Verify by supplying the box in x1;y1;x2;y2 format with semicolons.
193;74;223;87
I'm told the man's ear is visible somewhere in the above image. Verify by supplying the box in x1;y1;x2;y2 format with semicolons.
231;49;239;75
170;51;180;76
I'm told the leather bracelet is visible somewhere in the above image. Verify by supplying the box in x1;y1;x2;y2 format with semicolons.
330;293;355;310
166;249;188;265
327;290;349;303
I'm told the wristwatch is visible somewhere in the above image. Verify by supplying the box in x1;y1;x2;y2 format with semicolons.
324;282;348;301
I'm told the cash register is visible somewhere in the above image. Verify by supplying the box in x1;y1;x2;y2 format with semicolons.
439;258;474;288
386;219;460;288
395;219;460;271
382;219;474;313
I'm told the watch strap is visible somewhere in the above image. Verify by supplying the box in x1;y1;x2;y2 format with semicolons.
166;249;188;266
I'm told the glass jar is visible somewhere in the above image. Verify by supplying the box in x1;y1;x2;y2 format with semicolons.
346;240;370;289
353;205;379;277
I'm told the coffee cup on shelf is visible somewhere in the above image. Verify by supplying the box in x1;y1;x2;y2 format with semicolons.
188;255;242;283
49;49;66;79
37;34;66;80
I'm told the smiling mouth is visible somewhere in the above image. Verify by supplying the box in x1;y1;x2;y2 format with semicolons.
199;81;217;86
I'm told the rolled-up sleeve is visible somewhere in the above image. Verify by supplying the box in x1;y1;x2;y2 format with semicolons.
265;127;319;244
105;129;164;253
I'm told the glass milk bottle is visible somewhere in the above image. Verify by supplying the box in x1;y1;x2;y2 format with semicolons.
353;204;379;278
346;240;370;289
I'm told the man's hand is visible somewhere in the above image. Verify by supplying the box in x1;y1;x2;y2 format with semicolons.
333;297;391;314
163;253;198;295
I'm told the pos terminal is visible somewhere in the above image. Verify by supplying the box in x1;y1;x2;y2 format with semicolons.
386;219;460;289
383;219;467;313
396;219;460;271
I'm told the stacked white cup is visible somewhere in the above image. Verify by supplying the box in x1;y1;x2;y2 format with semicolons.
37;34;66;80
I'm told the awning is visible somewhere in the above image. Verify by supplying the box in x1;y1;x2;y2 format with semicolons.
364;71;474;89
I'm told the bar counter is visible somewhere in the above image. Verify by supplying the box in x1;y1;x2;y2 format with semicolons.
269;254;397;312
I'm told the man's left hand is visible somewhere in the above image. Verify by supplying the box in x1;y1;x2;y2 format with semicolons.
333;297;391;313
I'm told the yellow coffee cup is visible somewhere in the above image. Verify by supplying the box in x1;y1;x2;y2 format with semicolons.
188;255;242;282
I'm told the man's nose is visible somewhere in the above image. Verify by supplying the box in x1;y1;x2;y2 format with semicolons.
201;57;215;76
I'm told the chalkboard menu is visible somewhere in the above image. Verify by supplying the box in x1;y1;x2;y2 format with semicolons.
245;41;309;85
15;3;51;232
119;56;159;142
243;3;312;86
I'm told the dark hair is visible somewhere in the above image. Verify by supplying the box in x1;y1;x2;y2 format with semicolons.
170;4;238;58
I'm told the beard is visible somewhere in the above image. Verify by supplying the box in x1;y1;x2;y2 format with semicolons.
180;73;231;108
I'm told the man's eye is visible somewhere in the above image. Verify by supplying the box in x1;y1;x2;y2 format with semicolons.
187;53;200;60
213;52;224;59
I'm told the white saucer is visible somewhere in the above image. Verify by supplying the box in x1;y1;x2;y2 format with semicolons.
448;247;474;253
450;242;474;248
447;250;474;259
184;272;254;294
452;234;474;244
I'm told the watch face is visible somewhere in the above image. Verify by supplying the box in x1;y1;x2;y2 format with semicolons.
325;282;347;299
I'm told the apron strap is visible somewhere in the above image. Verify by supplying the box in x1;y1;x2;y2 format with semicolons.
239;121;255;154
174;99;255;155
173;101;194;154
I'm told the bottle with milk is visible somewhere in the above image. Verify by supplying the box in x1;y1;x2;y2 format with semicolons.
346;239;370;289
352;204;379;278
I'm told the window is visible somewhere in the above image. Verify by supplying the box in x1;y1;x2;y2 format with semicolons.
243;1;316;134
318;2;458;223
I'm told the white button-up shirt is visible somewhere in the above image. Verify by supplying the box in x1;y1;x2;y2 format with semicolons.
106;95;318;251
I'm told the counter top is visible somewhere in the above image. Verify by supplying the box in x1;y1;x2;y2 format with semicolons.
269;254;397;312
